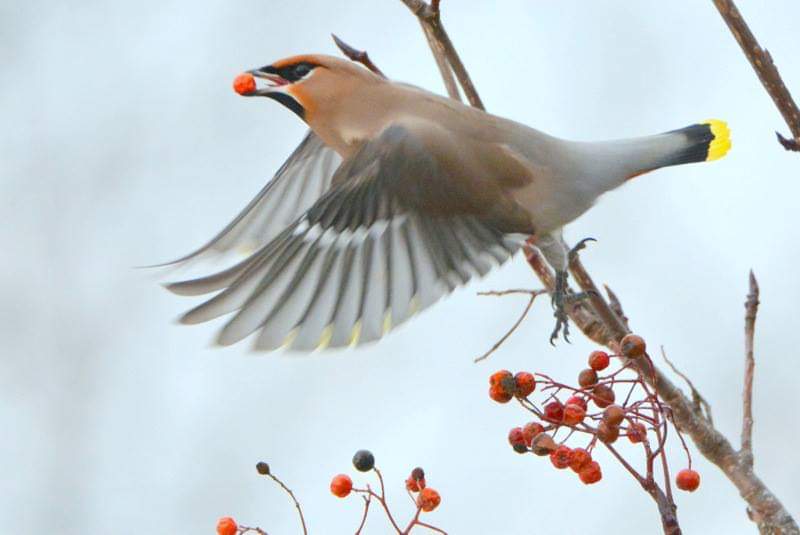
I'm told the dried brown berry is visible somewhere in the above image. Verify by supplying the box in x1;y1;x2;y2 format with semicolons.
531;433;557;456
592;384;615;408
255;462;270;475
550;445;572;469
588;350;610;371
411;467;425;481
514;371;536;398
620;334;646;358
597;421;620;444
602;405;625;426
578;368;598;388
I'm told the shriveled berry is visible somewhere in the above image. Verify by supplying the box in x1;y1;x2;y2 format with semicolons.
531;433;557;456
628;422;647;443
233;73;256;95
579;461;603;484
597;421;620;444
676;469;701;492
217;517;238;535
417;487;441;512
352;450;375;472
549;445;572;469
592;384;615;408
255;461;270;475
330;474;353;498
578;368;598;388
603;405;625;426
569;448;592;473
489;384;513;403
588;350;610;371
621;334;646;358
565;396;588;411
543;401;564;423
411;467;425;481
514;371;536;398
522;422;545;446
563;403;586;426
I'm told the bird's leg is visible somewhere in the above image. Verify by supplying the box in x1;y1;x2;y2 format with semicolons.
549;238;597;345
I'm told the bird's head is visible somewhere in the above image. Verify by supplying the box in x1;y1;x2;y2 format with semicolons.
242;54;381;122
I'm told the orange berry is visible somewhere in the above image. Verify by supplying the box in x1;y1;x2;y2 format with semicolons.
578;368;598;388
417;487;441;512
508;427;527;453
563;403;586;426
233;73;256;95
592;384;615;408
330;474;353;498
628;422;647;443
589;350;610;370
579;461;603;484
543;401;564;423
489;369;513;386
406;477;422;492
522;422;545;446
514;371;536;398
550;445;572;469
216;517;238;535
603;405;625;426
489;370;515;403
489;384;513;403
620;334;646;358
569;448;592;473
565;395;588;411
676;469;701;492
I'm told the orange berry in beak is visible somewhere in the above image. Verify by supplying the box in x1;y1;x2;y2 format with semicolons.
233;72;256;95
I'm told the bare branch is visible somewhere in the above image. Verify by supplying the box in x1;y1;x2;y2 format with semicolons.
265;473;308;535
604;284;630;330
741;270;759;467
474;289;546;363
711;0;800;151
661;346;714;425
332;34;386;78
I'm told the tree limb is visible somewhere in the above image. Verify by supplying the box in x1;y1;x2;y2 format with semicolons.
711;0;800;151
741;270;758;468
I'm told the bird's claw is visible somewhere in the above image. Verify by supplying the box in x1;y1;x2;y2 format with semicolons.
549;270;594;345
568;237;596;263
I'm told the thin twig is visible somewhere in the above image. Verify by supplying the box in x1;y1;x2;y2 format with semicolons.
266;474;308;535
474;290;546;362
661;346;714;425
420;22;460;100
332;34;386;78
741;270;759;467
711;0;800;150
355;495;372;535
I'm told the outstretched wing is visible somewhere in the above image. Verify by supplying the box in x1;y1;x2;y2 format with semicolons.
160;131;340;266
167;120;533;350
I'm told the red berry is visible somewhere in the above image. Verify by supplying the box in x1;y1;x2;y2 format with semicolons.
628;422;647;443
514;371;536;398
569;448;592;473
563;403;586;426
579;461;603;484
330;474;353;498
588;350;610;371
550;445;572;469
592;384;615;408
217;517;238;535
620;334;646;358
417;487;441;512
508;427;527;453
603;405;625;426
676;469;701;492
565;396;588;411
489;370;515;403
578;368;598;388
522;422;545;446
543;401;565;423
232;73;256;95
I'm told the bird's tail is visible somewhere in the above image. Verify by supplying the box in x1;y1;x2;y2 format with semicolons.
623;119;731;180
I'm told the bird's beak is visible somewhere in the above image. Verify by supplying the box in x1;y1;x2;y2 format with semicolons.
246;67;290;96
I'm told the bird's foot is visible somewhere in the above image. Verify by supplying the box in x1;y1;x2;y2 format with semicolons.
549;270;594;345
568;237;596;263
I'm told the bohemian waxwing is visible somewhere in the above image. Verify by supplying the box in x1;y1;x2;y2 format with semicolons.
161;54;731;350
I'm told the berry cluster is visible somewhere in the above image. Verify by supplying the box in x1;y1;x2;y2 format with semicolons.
490;334;700;495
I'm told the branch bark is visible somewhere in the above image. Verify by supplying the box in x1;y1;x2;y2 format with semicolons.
392;3;799;533
711;0;800;151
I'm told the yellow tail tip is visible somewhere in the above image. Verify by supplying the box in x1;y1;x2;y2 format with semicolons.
703;119;731;161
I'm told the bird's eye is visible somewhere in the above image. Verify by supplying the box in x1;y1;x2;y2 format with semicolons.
293;63;312;78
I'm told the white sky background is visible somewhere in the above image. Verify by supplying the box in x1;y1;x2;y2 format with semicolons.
2;1;799;533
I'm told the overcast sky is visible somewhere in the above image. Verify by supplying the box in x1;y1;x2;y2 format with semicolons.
2;1;799;533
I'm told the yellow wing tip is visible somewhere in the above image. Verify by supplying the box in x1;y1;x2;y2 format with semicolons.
703;119;732;161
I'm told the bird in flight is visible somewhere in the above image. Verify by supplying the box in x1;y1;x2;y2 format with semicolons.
160;54;730;351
